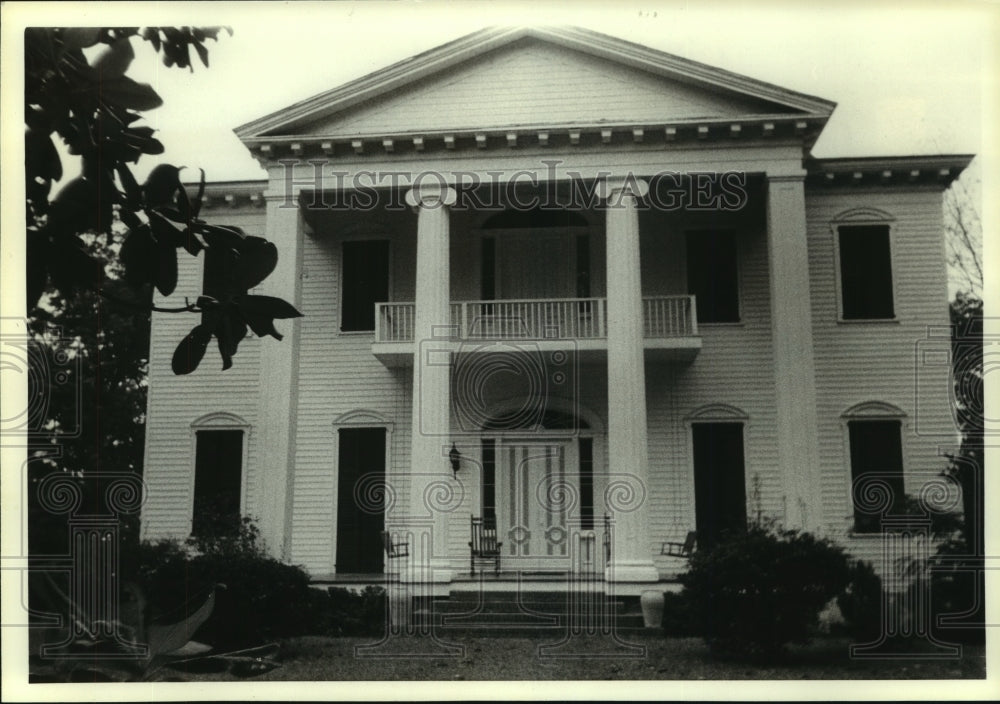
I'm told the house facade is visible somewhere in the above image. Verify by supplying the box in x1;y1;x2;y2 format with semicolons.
140;27;970;593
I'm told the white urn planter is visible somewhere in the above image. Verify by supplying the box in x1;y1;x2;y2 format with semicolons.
640;590;665;628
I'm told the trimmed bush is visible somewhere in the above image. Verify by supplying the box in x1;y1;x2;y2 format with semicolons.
679;524;851;660
836;560;883;642
123;518;326;648
121;518;392;648
660;590;702;637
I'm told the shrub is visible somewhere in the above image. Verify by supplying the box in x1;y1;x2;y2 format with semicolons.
325;586;388;636
905;536;985;645
836;560;884;642
660;590;702;637
124;517;329;649
679;524;851;660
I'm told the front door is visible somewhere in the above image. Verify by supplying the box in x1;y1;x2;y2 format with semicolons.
493;438;580;571
336;427;386;574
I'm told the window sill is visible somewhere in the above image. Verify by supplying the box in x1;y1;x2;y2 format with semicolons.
339;330;376;337
698;321;745;328
837;317;899;325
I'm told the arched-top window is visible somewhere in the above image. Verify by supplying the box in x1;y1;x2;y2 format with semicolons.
190;412;249;538
831;208;897;321
841;401;907;533
685;403;749;422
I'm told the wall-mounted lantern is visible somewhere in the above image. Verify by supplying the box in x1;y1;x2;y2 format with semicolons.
449;443;462;478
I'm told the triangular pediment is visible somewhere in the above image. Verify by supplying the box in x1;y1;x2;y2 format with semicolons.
237;26;834;143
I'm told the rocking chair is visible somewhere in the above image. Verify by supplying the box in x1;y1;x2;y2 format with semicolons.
660;531;697;558
469;515;502;576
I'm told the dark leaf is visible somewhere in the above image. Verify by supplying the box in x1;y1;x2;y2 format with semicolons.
242;313;282;341
46;177;99;235
141;27;162;51
120;225;157;287
171;324;213;375
235;238;278;290
238;295;302;320
178;227;205;257
25;128;63;182
143;164;182;208
116;163;142;210
92;37;135;79
155;237;178;297
198;223;246;241
194;41;209;68
99;76;163;111
214;314;243;371
146;590;216;657
60;28;102;51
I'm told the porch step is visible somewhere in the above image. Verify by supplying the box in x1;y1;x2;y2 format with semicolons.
405;590;648;636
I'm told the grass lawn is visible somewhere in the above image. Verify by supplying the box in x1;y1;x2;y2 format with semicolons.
165;634;986;681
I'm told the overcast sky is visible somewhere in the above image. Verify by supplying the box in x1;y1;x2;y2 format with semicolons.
12;0;991;184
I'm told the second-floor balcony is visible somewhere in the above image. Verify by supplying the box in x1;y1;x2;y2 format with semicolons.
372;295;702;366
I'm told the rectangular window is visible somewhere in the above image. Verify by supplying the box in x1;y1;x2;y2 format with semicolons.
481;438;496;522
686;230;739;323
849;420;905;533
579;437;594;531
839;225;894;320
193;429;243;537
341;240;390;331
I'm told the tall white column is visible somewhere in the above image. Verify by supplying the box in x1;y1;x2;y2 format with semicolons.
600;177;659;583
256;193;303;559
766;174;823;531
404;184;457;584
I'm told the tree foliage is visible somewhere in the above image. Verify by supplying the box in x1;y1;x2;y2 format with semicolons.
25;27;301;375
943;169;983;299
27;235;152;555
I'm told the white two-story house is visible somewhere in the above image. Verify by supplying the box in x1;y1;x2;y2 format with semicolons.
140;26;971;593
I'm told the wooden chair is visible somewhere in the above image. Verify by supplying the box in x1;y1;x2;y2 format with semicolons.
469;515;502;575
381;531;409;559
661;531;697;558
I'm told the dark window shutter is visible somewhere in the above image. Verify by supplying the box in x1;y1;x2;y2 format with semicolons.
341;240;390;331
686;231;739;323
839;225;895;319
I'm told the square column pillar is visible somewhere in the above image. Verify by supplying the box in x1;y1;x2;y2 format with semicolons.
599;177;659;583
403;185;457;584
766;174;823;531
256;193;304;559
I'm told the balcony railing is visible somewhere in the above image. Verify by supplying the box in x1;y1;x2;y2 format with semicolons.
375;296;697;343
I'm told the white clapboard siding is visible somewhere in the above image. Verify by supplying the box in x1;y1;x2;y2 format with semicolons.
648;225;782;574
301;42;789;137
141;205;267;541
288;231;414;575
806;187;957;581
